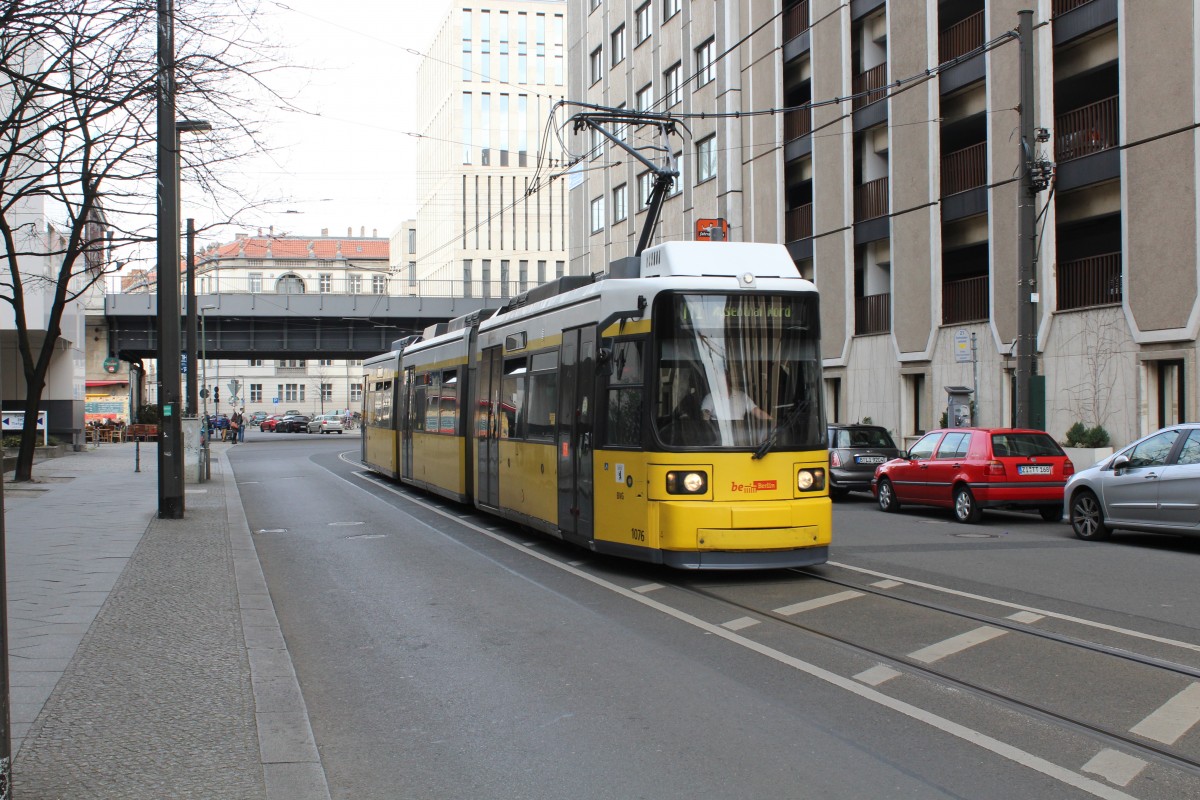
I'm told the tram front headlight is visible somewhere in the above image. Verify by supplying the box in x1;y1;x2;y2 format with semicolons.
666;470;708;495
796;468;826;492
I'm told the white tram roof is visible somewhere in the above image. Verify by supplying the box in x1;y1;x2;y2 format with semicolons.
639;240;800;279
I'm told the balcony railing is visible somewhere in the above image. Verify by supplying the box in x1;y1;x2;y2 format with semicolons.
855;292;891;335
1055;95;1118;163
942;275;989;324
1052;0;1095;15
939;10;984;63
941;142;987;196
109;274;530;300
852;63;887;110
784;107;812;141
1057;252;1122;310
784;0;810;40
854;176;889;222
785;203;813;241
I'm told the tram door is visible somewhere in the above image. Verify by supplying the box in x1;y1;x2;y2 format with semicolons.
477;346;502;508
401;367;414;481
558;326;595;543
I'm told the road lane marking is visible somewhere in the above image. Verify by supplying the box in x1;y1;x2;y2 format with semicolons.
1008;611;1044;624
909;626;1008;664
872;579;903;589
829;561;1200;655
774;590;863;616
347;468;1140;800
855;665;902;686
633;583;664;594
722;617;760;631
1081;749;1147;787
1130;682;1200;745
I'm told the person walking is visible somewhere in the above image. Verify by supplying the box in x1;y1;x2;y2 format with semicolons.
237;409;247;443
230;411;242;444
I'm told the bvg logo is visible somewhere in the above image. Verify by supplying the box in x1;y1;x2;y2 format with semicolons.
730;479;777;494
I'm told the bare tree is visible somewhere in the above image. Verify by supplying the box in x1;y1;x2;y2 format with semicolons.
0;0;290;481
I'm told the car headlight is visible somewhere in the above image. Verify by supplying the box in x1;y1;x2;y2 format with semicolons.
797;468;826;492
666;470;708;495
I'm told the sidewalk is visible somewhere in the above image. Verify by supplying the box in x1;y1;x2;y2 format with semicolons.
4;441;330;799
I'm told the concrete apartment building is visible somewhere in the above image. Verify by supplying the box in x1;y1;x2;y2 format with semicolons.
414;0;570;297
567;0;1199;448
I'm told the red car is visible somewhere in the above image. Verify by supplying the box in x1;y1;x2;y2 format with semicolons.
259;414;283;432
872;428;1074;523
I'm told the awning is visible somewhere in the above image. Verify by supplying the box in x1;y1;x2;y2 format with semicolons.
86;380;129;387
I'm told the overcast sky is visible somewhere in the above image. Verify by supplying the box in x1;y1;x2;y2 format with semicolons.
186;0;451;245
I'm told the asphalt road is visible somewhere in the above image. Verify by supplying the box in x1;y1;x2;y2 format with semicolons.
229;434;1200;800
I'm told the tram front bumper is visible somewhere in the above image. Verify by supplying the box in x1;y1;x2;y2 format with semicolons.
657;501;829;552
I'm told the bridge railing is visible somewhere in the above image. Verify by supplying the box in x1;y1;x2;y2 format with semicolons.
107;274;554;301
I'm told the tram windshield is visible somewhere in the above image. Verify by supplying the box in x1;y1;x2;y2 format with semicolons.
654;293;825;450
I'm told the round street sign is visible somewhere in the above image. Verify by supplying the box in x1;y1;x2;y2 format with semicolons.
103;356;119;374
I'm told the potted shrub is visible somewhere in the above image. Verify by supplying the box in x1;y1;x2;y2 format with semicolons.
1062;422;1113;470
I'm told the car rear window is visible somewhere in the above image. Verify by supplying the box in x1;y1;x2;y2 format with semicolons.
833;428;896;448
990;433;1063;458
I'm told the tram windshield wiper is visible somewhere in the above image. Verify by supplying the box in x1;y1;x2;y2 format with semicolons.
751;401;807;460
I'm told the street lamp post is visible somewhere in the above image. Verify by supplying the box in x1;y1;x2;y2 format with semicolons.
177;119;210;418
200;304;216;481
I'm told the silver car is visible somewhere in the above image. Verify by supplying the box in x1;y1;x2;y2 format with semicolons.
306;413;345;434
1065;423;1200;540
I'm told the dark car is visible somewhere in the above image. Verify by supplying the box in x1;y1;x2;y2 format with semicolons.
1065;423;1200;541
873;427;1074;523
275;414;310;433
827;424;903;499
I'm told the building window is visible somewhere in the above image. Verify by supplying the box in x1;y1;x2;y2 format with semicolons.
556;260;565;278
519;259;529;291
318;273;332;293
696;38;715;87
283;384;305;403
348;274;362;294
372;274;386;294
590;46;603;84
669;150;683;196
613;184;628;222
590;125;604;160
249;359;263;367
350;383;363;402
319;359;333;366
638;171;653;210
463;259;473;298
664;62;681;107
611;25;625;66
663;0;680;21
407;229;416;253
635;2;652;44
697;135;717;183
321;383;333;402
248;272;262;293
462;92;472;163
636;83;653;112
590;196;605;233
408;261;416;287
249;384;263;403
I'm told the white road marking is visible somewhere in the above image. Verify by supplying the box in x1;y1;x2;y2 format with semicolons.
1081;749;1147;787
633;583;664;594
1008;611;1044;624
722;617;760;631
909;626;1008;664
1130;682;1200;745
774;590;863;616
830;561;1200;655
855;665;902;686
347;469;1140;800
872;579;903;589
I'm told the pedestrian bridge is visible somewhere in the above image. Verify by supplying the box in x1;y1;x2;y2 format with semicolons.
103;291;507;361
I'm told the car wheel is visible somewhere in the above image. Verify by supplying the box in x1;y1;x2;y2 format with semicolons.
1070;490;1111;541
1039;505;1063;522
877;478;899;512
953;485;982;524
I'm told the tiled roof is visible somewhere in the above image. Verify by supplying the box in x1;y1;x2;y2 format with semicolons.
206;235;389;262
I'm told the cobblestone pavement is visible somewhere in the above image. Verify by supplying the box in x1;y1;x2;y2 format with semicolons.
5;441;329;799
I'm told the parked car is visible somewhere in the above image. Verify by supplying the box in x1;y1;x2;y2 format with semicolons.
873;427;1074;523
307;414;345;434
1065;423;1200;541
275;414;311;433
248;411;268;426
827;424;903;499
260;415;283;432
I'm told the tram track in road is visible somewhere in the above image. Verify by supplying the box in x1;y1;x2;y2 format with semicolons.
666;568;1200;785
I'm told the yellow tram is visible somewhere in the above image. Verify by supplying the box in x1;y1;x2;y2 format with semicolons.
362;241;830;569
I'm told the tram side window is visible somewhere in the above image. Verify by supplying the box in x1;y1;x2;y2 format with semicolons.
439;370;458;434
422;371;441;431
501;358;527;438
412;373;428;432
374;380;393;427
526;351;559;441
605;339;644;448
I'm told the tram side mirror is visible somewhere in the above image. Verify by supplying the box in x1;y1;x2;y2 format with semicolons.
596;347;612;374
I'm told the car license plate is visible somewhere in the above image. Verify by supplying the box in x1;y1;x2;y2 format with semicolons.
856;455;886;464
1018;464;1052;475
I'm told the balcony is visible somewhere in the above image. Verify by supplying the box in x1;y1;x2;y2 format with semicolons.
1055;96;1118;162
1053;0;1096;14
852;63;887;110
1057;252;1122;310
941;142;987;196
942;275;988;324
854;176;889;222
784;0;810;40
784;107;812;141
939;10;983;63
855;292;891;335
786;203;813;241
